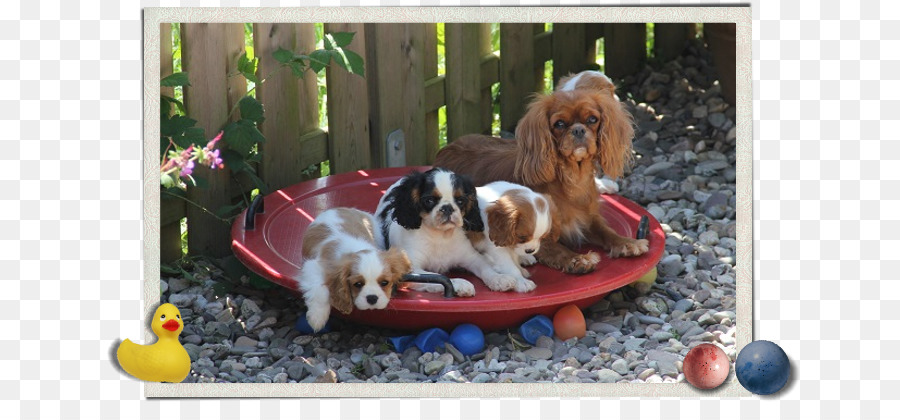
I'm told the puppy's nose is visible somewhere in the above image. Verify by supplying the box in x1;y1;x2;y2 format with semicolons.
366;295;378;305
571;125;586;138
440;205;453;215
525;248;536;254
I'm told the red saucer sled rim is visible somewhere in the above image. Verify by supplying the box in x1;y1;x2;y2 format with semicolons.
231;167;665;331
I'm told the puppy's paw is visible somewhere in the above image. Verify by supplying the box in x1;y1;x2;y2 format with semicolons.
514;278;537;293
450;278;477;297
519;266;532;278
483;274;518;292
306;307;330;332
519;254;537;266
563;251;601;274
608;238;650;258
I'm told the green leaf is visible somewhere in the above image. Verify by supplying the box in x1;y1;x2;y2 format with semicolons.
238;96;265;124
191;175;209;189
272;47;294;64
220;149;252;172
160;264;181;275
308;49;332;74
178;267;197;284
215;202;246;219
161;72;191;87
325;32;355;49
173;126;206;149
222;119;265;158
217;255;250;282
161;95;187;115
211;280;234;298
237;52;260;84
248;272;275;290
331;49;365;77
288;61;305;78
161;114;197;138
244;170;268;194
160;172;177;189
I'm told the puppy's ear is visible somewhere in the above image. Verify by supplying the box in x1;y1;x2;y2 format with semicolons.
486;197;517;247
457;175;484;232
384;171;424;229
592;92;635;180
514;94;559;186
327;256;356;314
382;248;412;280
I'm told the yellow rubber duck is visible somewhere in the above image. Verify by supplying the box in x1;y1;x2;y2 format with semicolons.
116;303;191;383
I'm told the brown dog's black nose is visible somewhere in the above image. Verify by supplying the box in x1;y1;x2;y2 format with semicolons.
440;205;453;215
571;125;586;138
525;248;536;254
366;295;378;305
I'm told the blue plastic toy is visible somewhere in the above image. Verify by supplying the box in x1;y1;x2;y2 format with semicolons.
449;323;485;356
735;340;791;395
519;315;554;345
295;313;331;334
415;327;450;353
389;335;416;353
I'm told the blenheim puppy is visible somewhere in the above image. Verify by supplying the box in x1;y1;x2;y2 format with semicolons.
298;207;412;332
434;73;649;274
468;181;558;293
376;168;519;295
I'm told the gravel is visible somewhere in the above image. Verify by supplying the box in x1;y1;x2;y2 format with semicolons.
161;38;737;384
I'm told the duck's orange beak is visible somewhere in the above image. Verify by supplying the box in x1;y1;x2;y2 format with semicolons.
162;319;180;331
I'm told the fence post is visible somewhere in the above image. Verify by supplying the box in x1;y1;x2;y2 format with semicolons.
424;23;439;163
654;23;691;63
324;23;371;174
254;23;321;191
604;23;647;79
365;23;427;167
180;23;245;258
445;23;484;144
552;23;589;87
159;22;184;263
499;23;535;134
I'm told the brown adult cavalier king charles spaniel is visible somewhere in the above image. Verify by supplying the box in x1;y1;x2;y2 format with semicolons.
434;71;649;274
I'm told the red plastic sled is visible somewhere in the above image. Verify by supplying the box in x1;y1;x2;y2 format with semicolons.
231;167;664;331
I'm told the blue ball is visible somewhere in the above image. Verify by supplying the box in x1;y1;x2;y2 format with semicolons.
450;324;485;356
415;328;450;353
735;340;791;395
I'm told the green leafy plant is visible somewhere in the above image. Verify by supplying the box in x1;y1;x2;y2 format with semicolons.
160;30;365;226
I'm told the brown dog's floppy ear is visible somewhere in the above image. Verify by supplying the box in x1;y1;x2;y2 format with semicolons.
486;197;518;247
514;94;558;186
592;92;635;180
545;195;562;242
382;248;412;281
327;256;356;314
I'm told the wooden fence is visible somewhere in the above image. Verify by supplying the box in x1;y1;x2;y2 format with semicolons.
160;22;700;262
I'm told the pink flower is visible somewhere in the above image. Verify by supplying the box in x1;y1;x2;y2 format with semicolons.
181;159;195;177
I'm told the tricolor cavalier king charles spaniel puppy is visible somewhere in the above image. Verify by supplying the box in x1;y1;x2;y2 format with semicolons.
434;71;649;274
467;181;558;292
376;168;520;295
298;207;412;332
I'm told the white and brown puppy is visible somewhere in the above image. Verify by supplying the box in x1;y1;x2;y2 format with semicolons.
468;181;558;293
298;207;412;332
376;168;519;295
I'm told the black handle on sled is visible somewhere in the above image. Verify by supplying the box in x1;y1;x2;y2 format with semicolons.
401;273;456;298
636;215;649;240
244;195;265;230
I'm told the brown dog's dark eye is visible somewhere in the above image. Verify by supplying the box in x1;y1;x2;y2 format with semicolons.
518;235;529;243
379;280;389;287
353;282;364;289
554;120;566;129
455;197;467;206
587;116;598;124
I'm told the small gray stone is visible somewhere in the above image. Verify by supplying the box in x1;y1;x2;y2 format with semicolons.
240;299;261;319
692;105;708;119
535;335;555;349
708;113;727;129
589;322;620;335
523;347;553;360
611;358;629;375
623;338;648;352
472;372;493;383
644;161;676;176
674;299;694;312
168;293;195;308
595;369;623;383
659;254;685;277
638;368;656;381
651;331;674;341
424;360;447;376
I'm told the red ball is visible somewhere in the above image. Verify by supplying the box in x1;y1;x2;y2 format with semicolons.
683;343;730;389
552;304;586;341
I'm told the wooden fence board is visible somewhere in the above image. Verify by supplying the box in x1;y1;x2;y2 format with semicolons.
424;23;439;163
445;23;484;144
533;24;549;94
365;23;427;167
499;23;535;134
254;23;319;192
181;23;244;258
654;23;690;63
479;24;493;135
160;23;183;263
604;23;647;79
324;22;371;174
552;23;588;87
